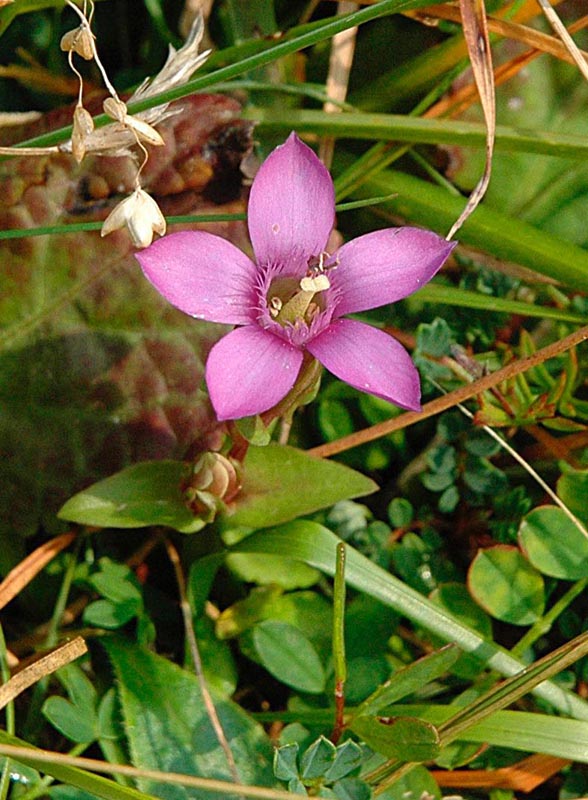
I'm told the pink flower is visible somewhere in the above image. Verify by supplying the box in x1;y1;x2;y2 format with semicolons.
137;133;455;421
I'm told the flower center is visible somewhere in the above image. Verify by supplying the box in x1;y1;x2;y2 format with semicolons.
267;251;338;328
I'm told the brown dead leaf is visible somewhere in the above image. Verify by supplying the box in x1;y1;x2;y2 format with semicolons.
0;637;87;709
0;532;77;611
446;0;495;240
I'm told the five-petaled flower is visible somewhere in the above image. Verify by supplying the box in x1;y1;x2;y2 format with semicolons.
137;133;455;421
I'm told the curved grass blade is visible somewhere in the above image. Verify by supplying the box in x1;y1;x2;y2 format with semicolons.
232;521;588;721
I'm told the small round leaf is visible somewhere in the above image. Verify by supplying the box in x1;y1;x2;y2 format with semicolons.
252;620;325;694
468;546;545;625
519;506;588;579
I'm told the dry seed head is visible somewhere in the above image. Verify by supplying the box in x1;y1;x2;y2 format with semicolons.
103;96;127;122
71;105;95;163
60;25;95;60
103;97;164;147
101;187;166;248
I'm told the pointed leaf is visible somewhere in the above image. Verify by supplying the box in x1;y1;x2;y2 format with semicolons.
231;521;588;720
58;461;201;532
350;715;440;762
324;741;363;782
355;645;461;717
274;743;300;781
102;638;275;799
332;777;371;800
225;444;378;530
300;736;337;781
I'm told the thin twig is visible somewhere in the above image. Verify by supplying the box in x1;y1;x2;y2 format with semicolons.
330;543;347;744
163;537;242;791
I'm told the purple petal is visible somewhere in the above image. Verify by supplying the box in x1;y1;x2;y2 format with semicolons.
136;231;258;325
248;133;335;271
307;318;421;411
332;228;456;316
206;326;303;420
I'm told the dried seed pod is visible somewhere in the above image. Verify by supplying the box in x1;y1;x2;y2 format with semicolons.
102;96;127;123
101;187;166;248
71;106;95;163
103;97;164;147
60;25;95;60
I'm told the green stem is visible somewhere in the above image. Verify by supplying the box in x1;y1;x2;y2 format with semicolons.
511;577;588;660
331;543;347;745
0;623;14;800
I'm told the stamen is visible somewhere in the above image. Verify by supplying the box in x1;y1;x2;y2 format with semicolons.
269;296;283;318
306;250;339;277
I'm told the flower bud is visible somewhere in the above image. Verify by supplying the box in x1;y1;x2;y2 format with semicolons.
182;453;241;521
60;26;95;60
101;187;166;248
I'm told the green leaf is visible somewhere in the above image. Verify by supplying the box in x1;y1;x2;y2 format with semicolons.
226;553;319;590
288;777;308;795
518;506;588;579
273;743;300;781
463;456;507;496
416;318;455;358
96;688;120;742
387;499;413;528
231;521;588;720
324;741;363;783
332;777;371;800
57;664;97;713
225;444;377;530
382;704;588;763
252;620;326;695
299;736;336;781
350;715;440;762
430;584;493;639
41;696;96;744
375;765;440;800
318;399;356;441
83;599;139;629
195;617;238;697
187;553;226;617
355;646;460;717
0;729;166;800
248;107;588;162
102;638;275;799
89;560;142;604
58;461;202;532
558;467;588;523
339;162;588;292
468;546;545;625
216;586;284;640
429;584;493;678
235;415;272;446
